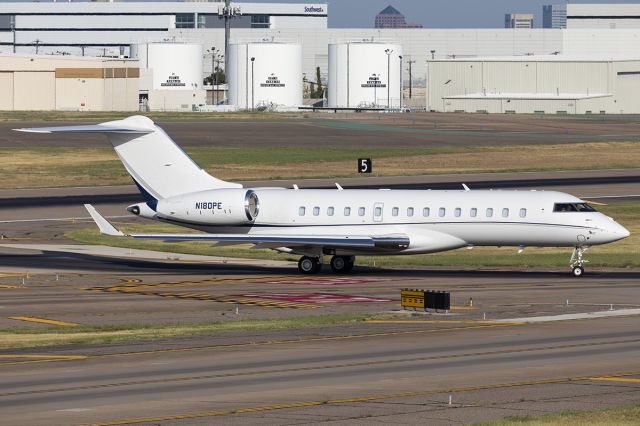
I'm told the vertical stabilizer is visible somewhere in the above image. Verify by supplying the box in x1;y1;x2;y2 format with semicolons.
16;115;242;200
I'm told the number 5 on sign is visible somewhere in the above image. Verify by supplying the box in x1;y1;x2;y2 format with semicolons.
358;158;372;173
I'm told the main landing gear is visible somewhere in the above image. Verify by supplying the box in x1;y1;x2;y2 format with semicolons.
570;246;588;277
297;256;355;274
330;256;354;273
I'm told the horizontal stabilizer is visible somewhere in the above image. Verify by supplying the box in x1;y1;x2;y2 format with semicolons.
14;125;152;134
84;204;125;237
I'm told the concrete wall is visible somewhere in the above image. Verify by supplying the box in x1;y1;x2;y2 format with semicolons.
148;89;206;112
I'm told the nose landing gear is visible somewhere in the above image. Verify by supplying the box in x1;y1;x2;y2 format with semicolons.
570;246;589;277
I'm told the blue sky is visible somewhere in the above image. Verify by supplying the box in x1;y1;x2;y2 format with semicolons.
246;0;640;28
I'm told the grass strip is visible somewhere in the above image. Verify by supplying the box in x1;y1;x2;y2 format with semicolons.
0;313;377;349
1;142;639;188
470;404;640;425
66;203;640;269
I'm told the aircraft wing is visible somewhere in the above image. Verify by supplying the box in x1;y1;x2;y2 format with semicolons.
84;204;409;250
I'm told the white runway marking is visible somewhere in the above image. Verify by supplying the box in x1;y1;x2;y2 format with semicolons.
0;216;129;224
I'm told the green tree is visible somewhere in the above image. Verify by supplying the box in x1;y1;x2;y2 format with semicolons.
313;66;324;98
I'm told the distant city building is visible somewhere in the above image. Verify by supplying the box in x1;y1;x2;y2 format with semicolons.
543;4;567;29
505;13;534;29
375;5;423;29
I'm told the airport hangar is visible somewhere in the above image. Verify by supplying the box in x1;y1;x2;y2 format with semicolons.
427;55;640;114
0;54;139;111
2;1;640;112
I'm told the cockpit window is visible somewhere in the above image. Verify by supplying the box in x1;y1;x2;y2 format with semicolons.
553;203;597;213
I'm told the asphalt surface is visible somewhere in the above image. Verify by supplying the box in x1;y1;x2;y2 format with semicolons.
3;112;640;148
1;249;639;425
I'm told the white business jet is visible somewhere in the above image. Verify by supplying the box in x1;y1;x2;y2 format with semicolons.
17;116;629;276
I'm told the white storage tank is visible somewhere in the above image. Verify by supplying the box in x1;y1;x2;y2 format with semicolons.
328;42;403;108
140;43;203;90
228;42;302;109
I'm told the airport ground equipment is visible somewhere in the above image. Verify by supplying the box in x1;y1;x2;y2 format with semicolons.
401;289;451;311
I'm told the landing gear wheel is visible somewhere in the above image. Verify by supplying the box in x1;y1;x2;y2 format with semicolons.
298;256;321;274
569;246;589;278
330;256;355;273
572;266;584;277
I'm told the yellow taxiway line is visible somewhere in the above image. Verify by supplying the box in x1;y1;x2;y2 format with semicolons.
0;355;87;360
7;316;79;327
591;377;640;383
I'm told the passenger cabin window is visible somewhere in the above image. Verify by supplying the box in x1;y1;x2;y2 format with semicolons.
470;208;477;217
454;207;461;217
375;206;382;216
519;208;527;218
407;207;414;217
344;207;351;216
327;207;334;216
423;207;430;217
486;208;494;218
502;208;509;218
358;207;365;216
298;206;305;216
553;203;597;212
313;206;320;216
438;207;446;217
392;207;399;217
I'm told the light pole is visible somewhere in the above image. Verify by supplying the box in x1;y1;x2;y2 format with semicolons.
407;60;416;99
399;55;403;111
373;73;378;106
207;47;216;105
215;53;223;105
384;48;393;108
250;57;255;111
431;49;436;60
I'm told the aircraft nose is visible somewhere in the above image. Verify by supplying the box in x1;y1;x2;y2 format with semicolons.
609;221;630;241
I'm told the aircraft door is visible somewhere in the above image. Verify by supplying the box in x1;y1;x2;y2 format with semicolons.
373;203;384;222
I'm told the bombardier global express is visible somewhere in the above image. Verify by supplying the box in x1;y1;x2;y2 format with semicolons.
17;116;630;276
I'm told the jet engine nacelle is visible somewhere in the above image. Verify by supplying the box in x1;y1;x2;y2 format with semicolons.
155;188;260;225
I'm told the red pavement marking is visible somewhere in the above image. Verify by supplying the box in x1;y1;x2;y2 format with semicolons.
260;277;395;286
239;292;393;304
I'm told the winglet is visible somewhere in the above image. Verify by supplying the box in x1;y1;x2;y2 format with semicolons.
84;204;125;236
462;183;470;191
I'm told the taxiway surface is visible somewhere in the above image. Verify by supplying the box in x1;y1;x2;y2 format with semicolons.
1;252;639;425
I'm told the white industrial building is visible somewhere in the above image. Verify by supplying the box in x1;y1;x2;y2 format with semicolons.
427;56;640;114
2;1;640;87
567;4;640;29
2;2;640;112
